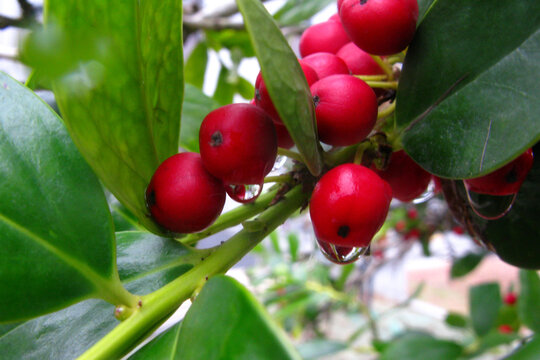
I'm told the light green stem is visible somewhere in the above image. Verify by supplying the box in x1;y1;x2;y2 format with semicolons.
277;147;305;163
370;55;394;80
377;102;396;119
77;185;308;360
365;80;398;89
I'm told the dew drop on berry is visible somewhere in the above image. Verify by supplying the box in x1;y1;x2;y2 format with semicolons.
316;238;370;265
464;184;517;220
412;181;436;204
226;183;263;203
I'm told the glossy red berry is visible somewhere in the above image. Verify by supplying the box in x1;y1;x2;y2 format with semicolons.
504;292;518;306
299;20;351;57
273;120;295;149
255;61;318;123
407;207;418;220
339;0;419;55
336;42;384;76
146;152;226;233
464;149;534;196
302;52;350;79
311;74;378;146
373;150;432;202
310;164;392;247
404;228;421;241
199;103;277;186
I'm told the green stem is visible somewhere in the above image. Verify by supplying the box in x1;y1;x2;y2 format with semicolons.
77;185;308;360
377;101;396;119
356;74;388;81
370;55;394;80
323;145;358;167
277;147;304;163
264;175;292;183
178;186;280;245
365;80;398;89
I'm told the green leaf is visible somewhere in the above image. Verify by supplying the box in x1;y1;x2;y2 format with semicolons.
180;84;221;153
417;0;436;23
474;331;519;356
205;29;255;58
381;332;462;360
46;0;184;233
185;41;208;90
213;65;236;105
0;232;200;360
237;75;256;100
274;0;335;26
504;335;540;360
451;252;485;279
445;313;468;328
518;270;540;332
288;233;299;262
236;0;323;176
469;283;502;337
297;339;348;359
0;72;132;321
397;0;540;178
128;323;182;359
176;276;302;360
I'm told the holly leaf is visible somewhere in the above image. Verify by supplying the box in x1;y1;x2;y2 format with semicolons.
518;270;540;332
397;0;540;178
236;0;323;176
44;0;184;233
469;283;502;337
451;252;486;279
0;232;202;360
274;0;335;26
380;332;462;360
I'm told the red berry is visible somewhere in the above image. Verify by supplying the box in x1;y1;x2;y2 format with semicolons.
452;225;465;235
302;52;350;79
339;0;419;55
328;13;341;22
311;74;378;146
310;164;392;247
146;152;226;233
464;149;534;196
504;292;518;306
336;42;384;76
299;20;351;57
255;61;318;124
404;228;421;240
373;150;432;202
199;103;277;186
395;220;406;233
407;207;418;220
498;324;513;334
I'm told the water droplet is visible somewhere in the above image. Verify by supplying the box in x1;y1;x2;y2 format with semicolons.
272;155;288;172
226;183;263;203
412;181;436;204
316;238;370;264
464;183;517;220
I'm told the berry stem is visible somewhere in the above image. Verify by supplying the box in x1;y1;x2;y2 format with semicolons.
364;80;398;90
356;74;388;82
369;55;394;80
178;186;280;245
264;175;293;183
377;101;396;119
277;147;305;163
78;185;308;360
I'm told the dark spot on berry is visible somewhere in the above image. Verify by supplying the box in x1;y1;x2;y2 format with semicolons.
360;0;368;4
337;225;350;238
147;189;156;207
505;167;519;183
210;131;223;147
313;95;320;108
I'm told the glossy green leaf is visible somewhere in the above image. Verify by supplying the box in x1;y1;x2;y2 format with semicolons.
297;339;348;359
274;0;335;26
129;323;182;359
205;29;255;58
237;0;323;176
417;0;436;23
381;332;462;360
185;41;208;90
473;331;519;357
180;84;220;152
46;0;184;233
237;75;255;100
288;233;299;262
0;72;130;321
176;276;302;360
504;335;540;360
397;0;540;178
469;283;502;337
451;252;485;279
445;313;468;328
518;270;540;332
0;232;201;360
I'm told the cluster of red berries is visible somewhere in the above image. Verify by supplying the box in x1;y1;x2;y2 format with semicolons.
144;0;535;260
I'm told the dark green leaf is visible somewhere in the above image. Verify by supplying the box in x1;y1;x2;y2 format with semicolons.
185;41;208;90
504;335;540;360
451;252;485;279
0;232;200;360
417;0;436;23
297;339;348;359
270;231;282;253
274;0;335;26
180;84;221;153
287;233;300;262
473;331;519;356
445;313;468;328
176;276;301;360
129;323;182;359
397;1;540;178
469;283;502;337
237;0;323;176
381;332;462;360
213;65;235;105
518;270;540;332
46;0;184;233
0;72;128;321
